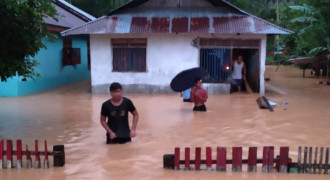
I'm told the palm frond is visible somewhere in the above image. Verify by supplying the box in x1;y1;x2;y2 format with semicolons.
290;16;318;23
297;25;313;36
289;5;313;15
308;47;328;56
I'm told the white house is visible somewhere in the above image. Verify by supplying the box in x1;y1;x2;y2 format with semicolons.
61;0;292;94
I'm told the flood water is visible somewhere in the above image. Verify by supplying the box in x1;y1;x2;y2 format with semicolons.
0;65;329;180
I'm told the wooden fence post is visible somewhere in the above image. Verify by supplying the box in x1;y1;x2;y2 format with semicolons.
26;145;32;168
248;147;257;172
324;147;329;174
44;140;49;168
319;147;324;174
6;140;13;169
216;147;226;172
35;140;41;168
302;147;308;173
0;140;3;169
184;147;191;170
279;147;289;173
195;147;201;170
206;147;212;171
232;147;242;172
16;140;22;169
174;147;180;170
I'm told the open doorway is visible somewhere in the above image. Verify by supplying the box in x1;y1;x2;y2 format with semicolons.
232;48;260;92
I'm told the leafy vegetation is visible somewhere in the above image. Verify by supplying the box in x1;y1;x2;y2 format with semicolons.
278;0;330;75
65;0;130;17
0;0;57;82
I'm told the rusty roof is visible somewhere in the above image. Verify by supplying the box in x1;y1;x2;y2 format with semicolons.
61;0;292;36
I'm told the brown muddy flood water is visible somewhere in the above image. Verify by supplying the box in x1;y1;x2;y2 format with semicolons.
0;65;329;180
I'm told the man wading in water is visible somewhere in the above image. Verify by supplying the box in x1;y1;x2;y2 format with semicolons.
100;82;139;144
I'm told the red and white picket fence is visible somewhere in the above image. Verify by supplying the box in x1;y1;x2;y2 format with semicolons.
163;146;330;175
0;139;65;169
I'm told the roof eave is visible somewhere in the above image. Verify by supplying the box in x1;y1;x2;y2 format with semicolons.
55;0;96;22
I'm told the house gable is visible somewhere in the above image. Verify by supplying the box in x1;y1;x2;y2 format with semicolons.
139;0;214;8
108;0;247;15
61;0;292;36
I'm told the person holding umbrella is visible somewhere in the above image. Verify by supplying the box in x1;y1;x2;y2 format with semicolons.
190;78;208;111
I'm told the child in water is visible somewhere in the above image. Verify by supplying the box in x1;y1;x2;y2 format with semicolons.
190;78;208;111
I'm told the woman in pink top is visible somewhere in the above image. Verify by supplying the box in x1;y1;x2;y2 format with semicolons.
190;78;208;111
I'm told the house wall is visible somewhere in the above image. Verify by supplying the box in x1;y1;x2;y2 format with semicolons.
259;35;267;95
90;33;267;94
0;36;91;97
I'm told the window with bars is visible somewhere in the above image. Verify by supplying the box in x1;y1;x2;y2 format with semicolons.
200;48;231;83
112;38;147;72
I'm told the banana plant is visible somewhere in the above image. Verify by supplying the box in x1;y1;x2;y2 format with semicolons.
289;4;329;77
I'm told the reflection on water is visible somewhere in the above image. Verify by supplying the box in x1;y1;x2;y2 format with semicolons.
0;66;329;179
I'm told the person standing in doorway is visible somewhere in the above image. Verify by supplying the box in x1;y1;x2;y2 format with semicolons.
100;82;139;144
231;55;246;92
190;78;208;111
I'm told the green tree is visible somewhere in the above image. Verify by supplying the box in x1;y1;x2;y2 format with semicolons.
66;0;130;17
281;3;329;55
279;1;330;75
0;0;57;82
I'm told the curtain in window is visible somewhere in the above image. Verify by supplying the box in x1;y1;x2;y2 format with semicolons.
113;47;146;72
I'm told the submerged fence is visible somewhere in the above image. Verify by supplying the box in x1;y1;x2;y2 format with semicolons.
0;139;65;169
163;146;330;175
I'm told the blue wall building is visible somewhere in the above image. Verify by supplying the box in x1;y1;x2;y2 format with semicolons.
0;0;95;96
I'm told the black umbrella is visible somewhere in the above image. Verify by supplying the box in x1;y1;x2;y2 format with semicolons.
170;67;207;92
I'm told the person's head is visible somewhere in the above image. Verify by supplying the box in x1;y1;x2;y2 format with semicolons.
109;82;123;100
237;55;243;63
194;78;202;88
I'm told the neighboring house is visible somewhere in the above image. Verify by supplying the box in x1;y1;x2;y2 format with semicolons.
0;0;95;97
61;0;292;94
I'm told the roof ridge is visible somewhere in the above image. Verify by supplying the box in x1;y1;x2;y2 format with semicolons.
60;16;108;36
251;15;293;34
56;0;96;21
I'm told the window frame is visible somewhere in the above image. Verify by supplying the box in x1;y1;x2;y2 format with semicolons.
111;38;147;73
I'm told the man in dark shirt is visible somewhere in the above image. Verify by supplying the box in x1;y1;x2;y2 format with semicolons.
100;82;139;144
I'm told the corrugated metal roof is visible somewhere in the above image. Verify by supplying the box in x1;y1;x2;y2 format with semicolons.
43;1;95;29
62;14;292;36
61;0;293;36
57;0;96;21
191;17;209;33
172;18;189;33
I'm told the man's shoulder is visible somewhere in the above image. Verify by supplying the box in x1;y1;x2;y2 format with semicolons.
123;97;133;103
102;99;111;106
